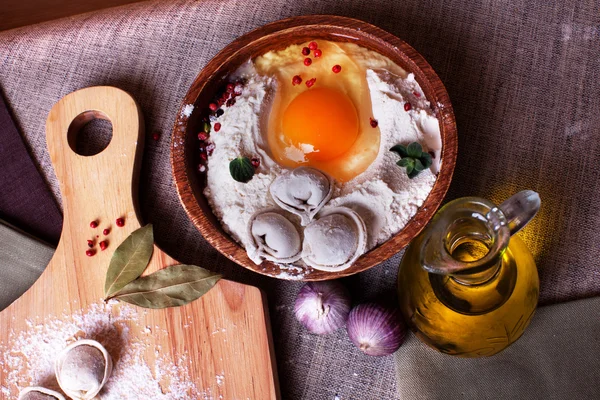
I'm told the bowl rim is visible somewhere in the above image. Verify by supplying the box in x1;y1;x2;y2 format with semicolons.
171;15;458;281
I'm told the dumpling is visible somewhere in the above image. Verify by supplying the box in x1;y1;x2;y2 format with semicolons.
269;167;333;226
54;339;113;400
18;387;66;400
302;207;367;271
247;209;302;265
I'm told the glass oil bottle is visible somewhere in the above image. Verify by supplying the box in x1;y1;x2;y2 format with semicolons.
398;191;541;357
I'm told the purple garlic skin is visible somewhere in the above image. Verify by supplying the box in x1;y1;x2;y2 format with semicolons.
347;303;406;356
294;281;351;335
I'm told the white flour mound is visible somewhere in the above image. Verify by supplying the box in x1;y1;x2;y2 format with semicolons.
204;63;441;255
204;62;283;252
328;69;441;249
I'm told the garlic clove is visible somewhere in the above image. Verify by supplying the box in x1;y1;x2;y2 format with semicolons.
18;387;66;400
269;167;333;226
54;339;113;400
301;206;367;271
247;209;302;265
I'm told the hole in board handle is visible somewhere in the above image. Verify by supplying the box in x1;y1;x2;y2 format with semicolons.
67;110;113;156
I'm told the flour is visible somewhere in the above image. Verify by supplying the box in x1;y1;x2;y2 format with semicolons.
180;104;194;118
204;61;441;261
204;62;284;251
271;264;307;280
328;69;440;248
0;301;210;399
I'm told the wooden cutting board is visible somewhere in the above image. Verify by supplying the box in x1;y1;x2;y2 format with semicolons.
0;86;279;399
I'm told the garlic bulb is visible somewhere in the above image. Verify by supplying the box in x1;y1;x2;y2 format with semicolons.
294;281;351;334
269;167;333;226
54;339;113;400
247;209;302;265
302;207;367;271
18;387;66;400
347;303;406;356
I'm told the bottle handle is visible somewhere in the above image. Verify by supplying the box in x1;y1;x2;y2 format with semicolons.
493;190;541;236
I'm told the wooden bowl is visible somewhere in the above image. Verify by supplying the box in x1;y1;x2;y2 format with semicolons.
171;15;457;281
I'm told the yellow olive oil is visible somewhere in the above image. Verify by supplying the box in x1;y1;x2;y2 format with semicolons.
398;195;540;357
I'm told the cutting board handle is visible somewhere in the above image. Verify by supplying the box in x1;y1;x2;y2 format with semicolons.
45;86;145;233
44;86;147;276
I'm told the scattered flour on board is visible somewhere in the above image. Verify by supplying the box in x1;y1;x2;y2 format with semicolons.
0;301;218;399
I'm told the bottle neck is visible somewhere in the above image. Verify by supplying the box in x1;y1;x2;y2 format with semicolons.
443;225;504;286
420;197;509;276
421;191;539;280
420;192;540;316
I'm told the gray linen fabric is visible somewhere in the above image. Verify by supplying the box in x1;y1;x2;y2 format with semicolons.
395;297;600;400
0;0;599;399
0;220;54;311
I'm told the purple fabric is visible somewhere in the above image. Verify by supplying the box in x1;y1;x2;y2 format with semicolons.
0;90;62;245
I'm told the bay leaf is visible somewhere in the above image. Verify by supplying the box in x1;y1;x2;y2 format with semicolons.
104;224;154;298
111;264;221;308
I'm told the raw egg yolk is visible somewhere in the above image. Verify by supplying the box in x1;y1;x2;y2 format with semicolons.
282;87;359;161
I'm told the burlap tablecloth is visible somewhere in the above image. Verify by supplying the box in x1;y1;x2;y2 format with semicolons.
1;1;599;398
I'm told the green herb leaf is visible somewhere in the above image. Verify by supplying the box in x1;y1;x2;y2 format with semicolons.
391;141;433;179
414;158;425;172
398;158;415;174
408;169;421;179
397;158;413;168
111;264;221;308
407;142;423;158
229;157;255;183
420;152;433;169
389;144;408;158
104;224;154;298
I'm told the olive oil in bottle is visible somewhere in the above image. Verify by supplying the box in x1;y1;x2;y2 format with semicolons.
398;191;540;357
